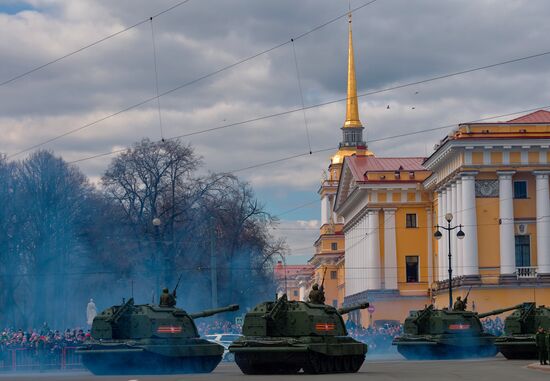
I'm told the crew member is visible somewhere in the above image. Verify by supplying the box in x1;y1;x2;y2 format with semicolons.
159;287;176;308
308;284;325;305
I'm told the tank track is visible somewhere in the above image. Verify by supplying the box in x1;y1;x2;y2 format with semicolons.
234;352;364;374
81;353;222;375
396;344;498;360
497;343;537;360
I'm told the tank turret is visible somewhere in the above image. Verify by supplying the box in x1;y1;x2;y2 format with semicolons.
338;302;369;315
495;302;550;359
77;297;240;375
229;294;368;375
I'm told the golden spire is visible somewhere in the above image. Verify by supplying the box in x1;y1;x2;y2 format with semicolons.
343;13;363;128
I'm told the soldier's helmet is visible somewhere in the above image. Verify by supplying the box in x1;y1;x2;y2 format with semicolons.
312;284;319;290
457;296;461;300
162;288;169;293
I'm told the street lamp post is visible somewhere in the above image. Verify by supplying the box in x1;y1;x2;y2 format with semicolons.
152;217;162;300
434;213;465;310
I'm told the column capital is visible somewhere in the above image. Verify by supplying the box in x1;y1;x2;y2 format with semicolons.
382;208;397;214
459;171;478;179
367;208;381;214
497;170;516;177
534;170;550;178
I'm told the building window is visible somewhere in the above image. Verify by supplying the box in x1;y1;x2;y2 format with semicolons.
331;242;338;251
406;256;419;283
332;300;338;307
513;181;528;199
293;290;299;297
515;235;531;267
330;270;337;280
406;213;417;228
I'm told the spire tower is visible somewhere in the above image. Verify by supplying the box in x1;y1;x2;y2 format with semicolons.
340;13;366;149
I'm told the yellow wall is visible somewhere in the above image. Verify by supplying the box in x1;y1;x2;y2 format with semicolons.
360;298;429;326
395;207;429;289
434;287;550;314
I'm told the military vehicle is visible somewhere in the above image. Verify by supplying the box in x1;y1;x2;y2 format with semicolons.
495;302;550;359
76;298;239;375
393;304;523;360
229;294;369;375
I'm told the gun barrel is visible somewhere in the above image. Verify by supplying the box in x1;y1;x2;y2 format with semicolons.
189;304;239;319
478;304;523;319
338;302;369;315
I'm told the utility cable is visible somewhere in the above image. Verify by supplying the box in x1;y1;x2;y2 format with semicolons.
0;0;194;88
150;18;165;141
291;38;312;154
7;0;380;158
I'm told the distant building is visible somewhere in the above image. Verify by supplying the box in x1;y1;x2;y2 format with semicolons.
274;261;314;301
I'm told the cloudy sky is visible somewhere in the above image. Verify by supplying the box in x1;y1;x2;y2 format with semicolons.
1;0;550;263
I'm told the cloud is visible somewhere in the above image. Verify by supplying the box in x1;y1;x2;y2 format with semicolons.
1;0;550;241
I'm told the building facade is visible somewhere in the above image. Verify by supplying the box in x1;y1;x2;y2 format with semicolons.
286;12;550;327
425;112;550;312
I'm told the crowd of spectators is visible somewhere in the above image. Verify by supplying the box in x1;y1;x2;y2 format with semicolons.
0;324;89;370
346;321;403;353
481;317;505;336
196;320;242;336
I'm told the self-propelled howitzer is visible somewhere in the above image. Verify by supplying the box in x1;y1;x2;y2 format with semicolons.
229;294;369;374
76;298;239;375
495;302;550;359
393;303;523;360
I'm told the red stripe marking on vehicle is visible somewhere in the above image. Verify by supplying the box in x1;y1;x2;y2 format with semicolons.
315;323;336;331
448;324;471;330
157;326;182;333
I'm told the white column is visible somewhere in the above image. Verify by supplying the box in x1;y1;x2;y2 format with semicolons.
426;208;433;285
350;223;357;295
321;196;330;225
498;171;516;275
461;173;479;276
384;209;398;289
353;223;359;295
345;228;352;296
367;209;381;289
437;191;444;281
360;214;369;292
299;282;306;301
451;182;458;277
535;172;550;274
456;179;463;276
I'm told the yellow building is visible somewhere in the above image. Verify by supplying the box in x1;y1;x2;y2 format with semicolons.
425;111;550;312
309;12;550;327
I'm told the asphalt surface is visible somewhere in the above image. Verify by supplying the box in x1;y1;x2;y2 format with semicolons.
1;356;548;380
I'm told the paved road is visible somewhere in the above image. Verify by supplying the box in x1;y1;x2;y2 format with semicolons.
0;357;548;380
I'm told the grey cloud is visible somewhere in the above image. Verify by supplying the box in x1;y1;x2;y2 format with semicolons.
1;0;550;202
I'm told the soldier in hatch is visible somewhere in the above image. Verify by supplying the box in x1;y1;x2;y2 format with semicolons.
308;284;326;305
453;296;466;311
159;287;176;308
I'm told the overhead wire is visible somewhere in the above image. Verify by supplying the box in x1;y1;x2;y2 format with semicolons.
291;38;312;154
0;0;194;88
149;17;165;141
7;0;381;159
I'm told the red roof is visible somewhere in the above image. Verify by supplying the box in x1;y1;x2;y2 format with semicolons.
347;156;426;180
274;262;313;279
507;110;550;123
